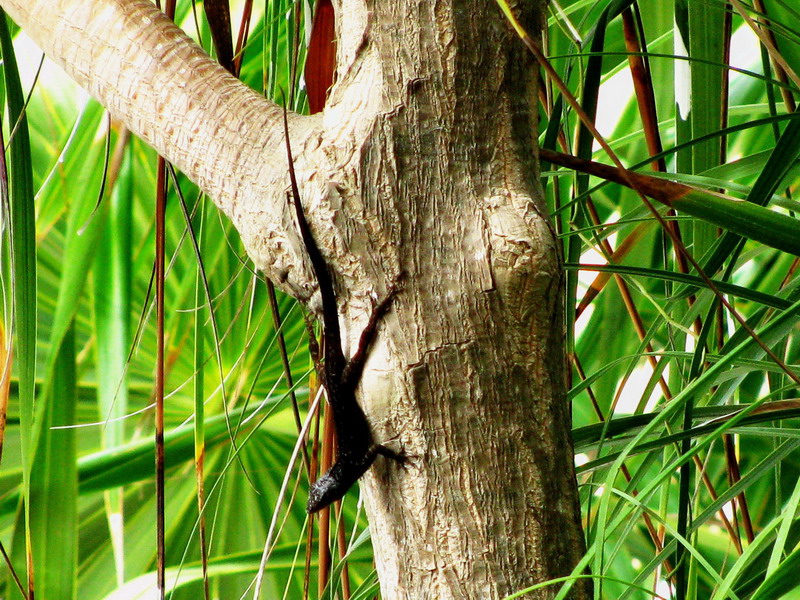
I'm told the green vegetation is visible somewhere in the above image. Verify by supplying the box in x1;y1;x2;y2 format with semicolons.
1;0;800;598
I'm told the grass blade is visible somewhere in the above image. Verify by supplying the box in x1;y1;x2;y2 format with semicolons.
541;148;800;256
94;136;133;586
29;326;77;600
0;9;37;596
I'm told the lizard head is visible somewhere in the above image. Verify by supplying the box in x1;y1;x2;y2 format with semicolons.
307;471;347;513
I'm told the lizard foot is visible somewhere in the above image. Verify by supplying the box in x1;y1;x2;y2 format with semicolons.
374;443;407;464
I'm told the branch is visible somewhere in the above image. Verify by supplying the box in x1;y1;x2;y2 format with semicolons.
1;0;322;290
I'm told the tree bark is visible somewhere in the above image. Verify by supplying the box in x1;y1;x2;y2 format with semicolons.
2;0;588;598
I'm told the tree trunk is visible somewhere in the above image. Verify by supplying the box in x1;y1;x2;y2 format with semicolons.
2;0;588;598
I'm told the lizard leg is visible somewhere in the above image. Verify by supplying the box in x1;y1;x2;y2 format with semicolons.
341;285;400;388
374;444;406;463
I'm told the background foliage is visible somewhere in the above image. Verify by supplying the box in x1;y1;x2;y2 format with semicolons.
0;0;799;598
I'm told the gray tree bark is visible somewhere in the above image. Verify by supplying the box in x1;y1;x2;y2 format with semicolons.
1;0;588;598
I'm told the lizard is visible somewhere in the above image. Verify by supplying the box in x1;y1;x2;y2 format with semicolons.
281;106;403;514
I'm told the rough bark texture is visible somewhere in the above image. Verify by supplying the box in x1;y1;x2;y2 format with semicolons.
2;0;589;598
327;3;588;598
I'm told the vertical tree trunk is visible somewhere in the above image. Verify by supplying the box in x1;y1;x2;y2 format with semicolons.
328;1;589;598
0;0;589;597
